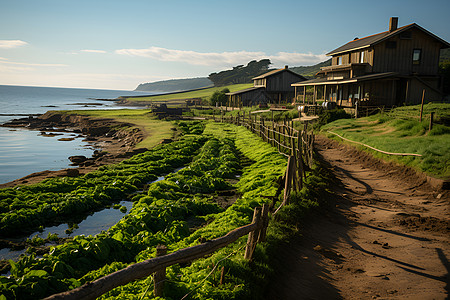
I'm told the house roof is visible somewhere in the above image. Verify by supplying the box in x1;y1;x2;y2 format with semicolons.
252;67;306;80
225;86;264;96
291;72;399;86
327;23;450;56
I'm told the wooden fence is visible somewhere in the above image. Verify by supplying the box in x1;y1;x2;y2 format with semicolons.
45;112;316;300
214;111;315;207
45;205;269;300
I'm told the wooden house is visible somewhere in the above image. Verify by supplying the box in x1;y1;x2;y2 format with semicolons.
292;17;450;107
227;66;306;107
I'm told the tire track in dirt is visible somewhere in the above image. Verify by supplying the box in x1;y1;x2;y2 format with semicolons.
265;135;449;300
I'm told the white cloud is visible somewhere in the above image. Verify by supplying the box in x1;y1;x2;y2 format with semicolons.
115;46;327;67
81;49;107;54
270;52;328;67
0;60;68;67
116;46;265;66
0;64;33;72
0;40;28;49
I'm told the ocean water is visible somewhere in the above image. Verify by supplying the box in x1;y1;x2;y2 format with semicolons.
0;85;150;184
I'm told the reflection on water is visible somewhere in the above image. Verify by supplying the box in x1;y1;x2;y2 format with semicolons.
0;248;26;262
0;201;133;261
0;128;95;184
30;200;133;239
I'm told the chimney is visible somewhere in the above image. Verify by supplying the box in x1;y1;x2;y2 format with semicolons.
284;65;288;69
389;17;398;32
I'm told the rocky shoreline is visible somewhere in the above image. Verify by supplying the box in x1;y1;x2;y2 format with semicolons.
0;111;147;188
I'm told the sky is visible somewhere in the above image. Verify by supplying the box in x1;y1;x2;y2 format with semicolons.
1;0;449;91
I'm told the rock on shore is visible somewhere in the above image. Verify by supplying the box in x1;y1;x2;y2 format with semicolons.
0;111;147;188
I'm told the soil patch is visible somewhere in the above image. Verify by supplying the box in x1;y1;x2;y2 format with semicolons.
265;134;449;299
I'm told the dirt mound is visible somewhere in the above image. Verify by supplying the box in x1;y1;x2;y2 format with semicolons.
395;214;450;233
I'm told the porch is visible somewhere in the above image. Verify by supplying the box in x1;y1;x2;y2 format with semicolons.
291;72;400;107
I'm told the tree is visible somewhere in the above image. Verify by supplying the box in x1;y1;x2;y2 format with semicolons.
208;59;272;86
209;88;230;106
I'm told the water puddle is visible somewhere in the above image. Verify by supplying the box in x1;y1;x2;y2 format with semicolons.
31;200;133;239
0;167;186;261
0;200;133;261
0;248;26;261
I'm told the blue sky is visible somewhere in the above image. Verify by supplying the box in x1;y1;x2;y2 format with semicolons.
1;0;449;90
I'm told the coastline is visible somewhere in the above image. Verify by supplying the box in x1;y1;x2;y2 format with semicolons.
0;111;147;188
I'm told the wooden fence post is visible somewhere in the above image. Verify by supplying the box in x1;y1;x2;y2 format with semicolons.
261;118;265;141
154;245;167;297
420;89;425;122
257;204;269;243
429;112;434;132
290;129;296;157
244;207;262;260
283;119;286;153
283;156;294;205
271;112;275;147
277;124;281;153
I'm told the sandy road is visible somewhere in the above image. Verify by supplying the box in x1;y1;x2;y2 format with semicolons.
265;135;449;299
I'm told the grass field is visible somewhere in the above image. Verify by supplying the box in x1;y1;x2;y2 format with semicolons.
321;103;450;178
123;83;253;104
67;109;175;149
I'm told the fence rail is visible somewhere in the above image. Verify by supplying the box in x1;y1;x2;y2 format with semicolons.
210;111;315;166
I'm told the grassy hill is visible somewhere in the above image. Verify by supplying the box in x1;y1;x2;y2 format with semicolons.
440;48;450;62
135;77;213;92
291;59;331;78
120;83;253;106
320;103;450;179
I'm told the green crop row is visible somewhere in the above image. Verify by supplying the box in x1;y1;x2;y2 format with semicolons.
0;122;206;236
86;123;290;299
0;125;245;299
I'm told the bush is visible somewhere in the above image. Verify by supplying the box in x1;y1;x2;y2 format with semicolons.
209;88;230;106
315;109;351;129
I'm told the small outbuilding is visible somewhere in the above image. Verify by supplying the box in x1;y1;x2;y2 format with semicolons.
227;66;307;107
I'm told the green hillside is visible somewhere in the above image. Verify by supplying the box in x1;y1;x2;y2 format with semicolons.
440;48;450;62
290;59;331;78
321;103;450;178
121;83;253;105
135;77;213;92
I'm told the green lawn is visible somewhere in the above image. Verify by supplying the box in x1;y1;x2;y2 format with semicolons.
123;83;253;104
321;103;450;179
67;109;175;149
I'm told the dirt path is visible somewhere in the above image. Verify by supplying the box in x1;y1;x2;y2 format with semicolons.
265;135;449;299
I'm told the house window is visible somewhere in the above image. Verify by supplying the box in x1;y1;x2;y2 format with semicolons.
413;49;422;65
337;56;343;65
360;51;365;63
